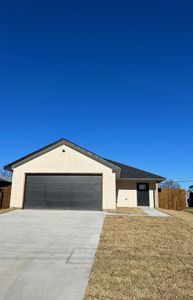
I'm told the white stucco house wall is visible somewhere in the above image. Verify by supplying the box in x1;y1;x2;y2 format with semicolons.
4;138;165;210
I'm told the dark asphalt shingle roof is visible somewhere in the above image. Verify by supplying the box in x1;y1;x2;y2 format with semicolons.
105;159;165;180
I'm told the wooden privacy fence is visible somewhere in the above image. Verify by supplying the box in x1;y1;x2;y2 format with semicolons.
158;188;186;210
0;186;11;209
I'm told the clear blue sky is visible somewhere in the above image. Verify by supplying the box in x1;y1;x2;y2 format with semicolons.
0;0;193;189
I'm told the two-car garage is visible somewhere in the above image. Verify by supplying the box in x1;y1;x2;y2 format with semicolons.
24;174;102;210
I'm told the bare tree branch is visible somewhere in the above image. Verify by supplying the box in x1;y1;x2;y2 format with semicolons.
159;179;181;189
0;167;12;179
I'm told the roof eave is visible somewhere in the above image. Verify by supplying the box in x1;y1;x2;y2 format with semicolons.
119;177;166;182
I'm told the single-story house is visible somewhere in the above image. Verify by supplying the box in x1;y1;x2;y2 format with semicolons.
4;138;165;210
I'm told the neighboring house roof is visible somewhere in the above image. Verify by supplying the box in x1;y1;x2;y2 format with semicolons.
0;175;12;183
4;138;165;182
106;159;165;181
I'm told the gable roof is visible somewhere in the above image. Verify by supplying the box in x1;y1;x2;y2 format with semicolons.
106;159;165;181
4;138;121;173
4;138;165;182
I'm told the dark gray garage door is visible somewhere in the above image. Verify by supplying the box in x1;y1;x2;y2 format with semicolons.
24;174;102;210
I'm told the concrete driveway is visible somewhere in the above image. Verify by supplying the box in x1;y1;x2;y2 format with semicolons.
0;210;105;300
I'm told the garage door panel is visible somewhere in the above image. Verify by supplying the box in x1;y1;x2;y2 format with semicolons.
24;175;102;210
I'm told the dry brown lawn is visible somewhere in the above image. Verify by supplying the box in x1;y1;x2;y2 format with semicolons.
106;207;146;215
85;210;193;300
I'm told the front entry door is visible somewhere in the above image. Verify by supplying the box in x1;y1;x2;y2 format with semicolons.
137;183;149;206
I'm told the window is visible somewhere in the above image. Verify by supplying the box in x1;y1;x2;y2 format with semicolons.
138;183;148;191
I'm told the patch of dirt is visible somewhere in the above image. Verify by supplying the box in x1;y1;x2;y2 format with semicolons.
106;207;146;215
0;208;16;214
